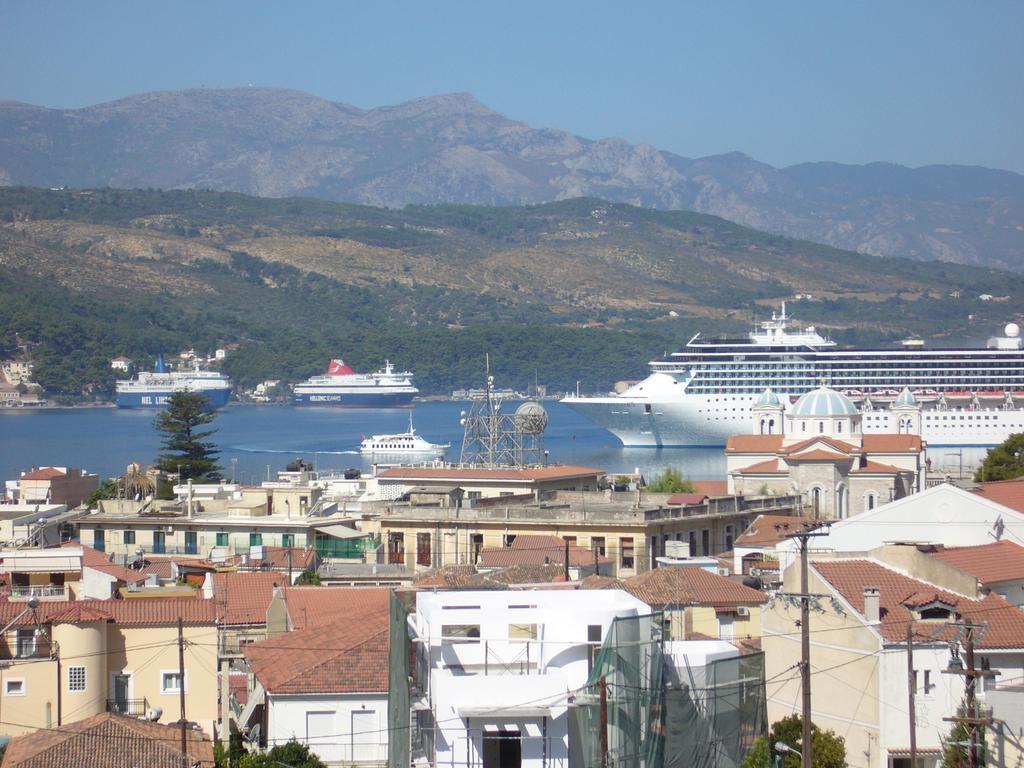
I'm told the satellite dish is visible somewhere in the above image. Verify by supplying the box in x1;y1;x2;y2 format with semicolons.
515;402;549;435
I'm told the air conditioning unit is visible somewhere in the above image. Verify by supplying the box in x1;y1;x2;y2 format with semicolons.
737;606;751;617
718;568;731;577
164;526;174;534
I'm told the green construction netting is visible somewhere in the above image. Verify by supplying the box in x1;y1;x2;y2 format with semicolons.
570;614;766;768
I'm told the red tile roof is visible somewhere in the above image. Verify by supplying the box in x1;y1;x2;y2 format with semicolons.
861;434;923;452
377;465;603;482
726;435;785;453
623;567;767;608
928;541;1024;585
63;543;148;584
0;597;216;627
244;611;389;694
665;493;709;506
786;449;855;462
478;535;611;569
212;571;284;625
20;467;66;480
850;461;910;475
691;481;728;496
735;459;786;474
813;559;1024;648
735;514;806;547
224;546;317;571
780;436;858;456
2;712;215;768
971;479;1024;513
281;586;392;630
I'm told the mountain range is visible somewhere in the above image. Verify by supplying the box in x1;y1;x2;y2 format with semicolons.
1;87;1022;269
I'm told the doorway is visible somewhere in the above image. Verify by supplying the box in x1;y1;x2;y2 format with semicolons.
482;730;521;768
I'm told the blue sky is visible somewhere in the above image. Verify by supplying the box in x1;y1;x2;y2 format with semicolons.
2;1;1021;172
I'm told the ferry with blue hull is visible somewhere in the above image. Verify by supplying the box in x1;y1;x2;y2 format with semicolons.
293;359;418;407
115;356;233;409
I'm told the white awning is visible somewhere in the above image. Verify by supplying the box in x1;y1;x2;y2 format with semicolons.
314;523;367;540
459;705;557;719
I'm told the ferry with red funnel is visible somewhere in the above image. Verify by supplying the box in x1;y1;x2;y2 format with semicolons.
292;359;418;407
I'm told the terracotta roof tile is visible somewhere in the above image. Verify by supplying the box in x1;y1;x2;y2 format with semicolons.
860;434;923;452
972;479;1024;513
850;460;911;475
244;611;389;694
478;535;611;568
224;546;316;571
0;597;215;627
691;481;729;496
623;567;767;608
281;586;392;630
813;559;1024;648
780;436;858;456
577;574;626;590
20;467;66;481
212;571;284;626
2;712;215;767
786;449;855;462
484;564;567;585
929;541;1024;585
726;435;785;453
735;515;806;547
735;459;786;475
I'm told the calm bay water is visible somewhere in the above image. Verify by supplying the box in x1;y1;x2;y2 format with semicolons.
0;401;728;484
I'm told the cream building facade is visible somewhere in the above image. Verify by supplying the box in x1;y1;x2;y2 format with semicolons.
763;545;1024;768
0;598;218;738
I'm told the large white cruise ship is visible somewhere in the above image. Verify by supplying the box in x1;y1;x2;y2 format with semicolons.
115;355;232;409
563;304;1024;447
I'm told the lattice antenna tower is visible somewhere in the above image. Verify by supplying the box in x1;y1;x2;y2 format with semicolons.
459;355;547;467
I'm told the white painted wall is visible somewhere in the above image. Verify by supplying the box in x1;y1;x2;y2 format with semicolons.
775;485;1024;570
414;590;651;768
80;566;118;599
267;692;388;766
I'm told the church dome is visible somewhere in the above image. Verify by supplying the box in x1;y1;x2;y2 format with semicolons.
893;387;918;408
754;387;782;408
791;385;858;417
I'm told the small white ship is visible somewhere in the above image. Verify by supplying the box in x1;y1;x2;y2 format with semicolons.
359;414;449;456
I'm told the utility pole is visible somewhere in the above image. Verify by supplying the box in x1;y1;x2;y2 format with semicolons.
177;617;187;768
907;621;917;768
942;623;994;768
783;522;831;768
599;676;609;768
564;540;570;583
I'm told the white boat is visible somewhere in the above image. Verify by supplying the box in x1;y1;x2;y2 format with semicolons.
563;304;1024;448
359;414;449;456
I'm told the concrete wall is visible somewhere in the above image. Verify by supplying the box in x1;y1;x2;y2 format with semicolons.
0;658;59;736
268;692;388;766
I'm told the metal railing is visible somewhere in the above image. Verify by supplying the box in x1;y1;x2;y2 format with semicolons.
9;584;69;601
107;698;148;717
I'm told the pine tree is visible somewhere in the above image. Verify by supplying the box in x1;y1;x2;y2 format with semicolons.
154;391;221;482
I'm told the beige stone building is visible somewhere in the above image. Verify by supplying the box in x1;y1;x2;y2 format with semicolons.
763;545;1024;768
368;464;605;502
726;386;925;519
79;474;375;562
377;490;800;578
17;466;99;508
0;597;219;738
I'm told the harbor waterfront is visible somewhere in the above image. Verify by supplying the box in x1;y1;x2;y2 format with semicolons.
0;400;989;485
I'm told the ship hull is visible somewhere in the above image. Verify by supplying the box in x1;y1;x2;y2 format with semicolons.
115;388;232;410
564;394;1024;448
293;391;416;407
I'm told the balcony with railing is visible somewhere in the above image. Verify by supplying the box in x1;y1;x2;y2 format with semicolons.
9;584;70;601
107;698;148;717
219;630;268;657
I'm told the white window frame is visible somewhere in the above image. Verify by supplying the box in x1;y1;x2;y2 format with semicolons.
4;678;26;697
68;665;87;692
160;670;187;694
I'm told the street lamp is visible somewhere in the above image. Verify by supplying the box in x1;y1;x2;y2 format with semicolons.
775;742;803;760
